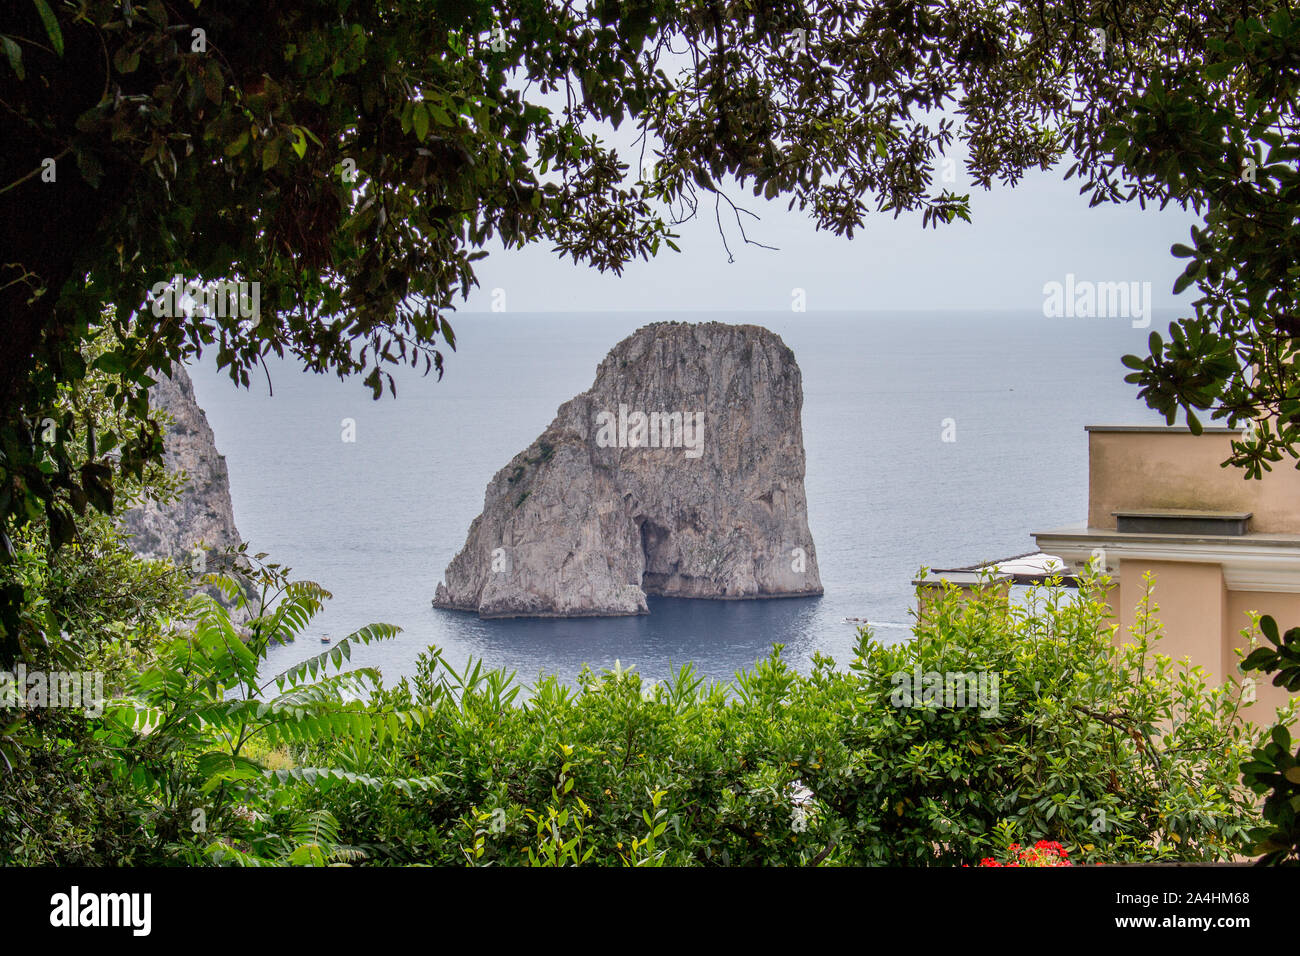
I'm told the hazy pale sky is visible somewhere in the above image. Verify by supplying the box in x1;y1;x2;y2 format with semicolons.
460;153;1203;315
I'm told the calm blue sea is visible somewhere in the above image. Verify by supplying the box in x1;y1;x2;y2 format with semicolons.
186;310;1172;688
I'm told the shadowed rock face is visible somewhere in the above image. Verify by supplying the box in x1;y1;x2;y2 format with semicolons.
119;364;244;590
434;321;823;619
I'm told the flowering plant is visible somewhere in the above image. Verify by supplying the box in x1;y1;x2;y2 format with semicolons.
975;841;1072;867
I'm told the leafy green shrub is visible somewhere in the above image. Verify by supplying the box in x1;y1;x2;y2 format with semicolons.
2;549;1270;866
0;704;152;865
1240;614;1300;864
802;574;1257;864
0;457;187;864
308;571;1259;866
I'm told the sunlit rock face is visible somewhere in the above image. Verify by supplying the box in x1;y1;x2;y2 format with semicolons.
119;363;246;612
434;321;823;619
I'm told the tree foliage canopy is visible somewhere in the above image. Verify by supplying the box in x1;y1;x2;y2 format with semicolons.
3;0;1300;635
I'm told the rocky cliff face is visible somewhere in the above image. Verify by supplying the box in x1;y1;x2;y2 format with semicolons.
434;322;823;618
119;363;244;575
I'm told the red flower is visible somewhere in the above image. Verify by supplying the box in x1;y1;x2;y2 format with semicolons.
976;840;1073;867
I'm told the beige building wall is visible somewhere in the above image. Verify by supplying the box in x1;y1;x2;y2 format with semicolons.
1112;559;1225;675
1037;426;1300;723
1088;427;1300;532
1104;560;1293;718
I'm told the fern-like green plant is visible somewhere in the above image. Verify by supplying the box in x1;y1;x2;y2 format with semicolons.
96;563;443;863
205;809;370;867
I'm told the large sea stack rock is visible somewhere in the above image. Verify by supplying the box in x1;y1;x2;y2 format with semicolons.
434;322;823;618
120;363;244;573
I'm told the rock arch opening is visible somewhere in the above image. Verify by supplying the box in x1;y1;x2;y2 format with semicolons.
638;516;674;594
